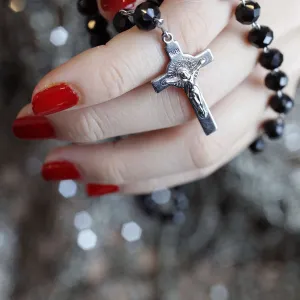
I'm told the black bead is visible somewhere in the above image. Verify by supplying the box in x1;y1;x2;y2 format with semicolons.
235;1;261;25
136;188;189;224
269;93;294;114
249;137;265;153
264;119;285;139
77;0;98;16
148;0;164;6
133;2;161;31
265;71;288;91
248;26;274;48
113;12;134;33
259;49;284;70
86;15;108;35
90;33;110;47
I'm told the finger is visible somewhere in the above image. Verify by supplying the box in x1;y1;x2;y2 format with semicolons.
17;3;300;143
92;74;299;196
24;0;234;116
49;21;300;142
120;127;260;195
40;61;300;185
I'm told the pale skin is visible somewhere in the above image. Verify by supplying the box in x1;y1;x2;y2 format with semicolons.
17;0;300;194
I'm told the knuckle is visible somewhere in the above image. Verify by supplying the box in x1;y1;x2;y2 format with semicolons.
96;45;132;100
188;132;224;170
165;5;209;53
102;153;127;184
71;109;108;143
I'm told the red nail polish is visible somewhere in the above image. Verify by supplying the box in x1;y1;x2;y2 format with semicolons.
32;83;79;116
12;116;56;140
42;161;81;181
101;0;136;13
86;184;120;197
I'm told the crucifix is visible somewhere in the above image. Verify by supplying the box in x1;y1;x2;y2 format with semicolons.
151;34;217;135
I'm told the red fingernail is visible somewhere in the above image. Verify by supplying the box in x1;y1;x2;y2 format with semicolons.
42;161;81;181
12;116;56;140
86;184;120;197
101;0;136;13
32;83;79;116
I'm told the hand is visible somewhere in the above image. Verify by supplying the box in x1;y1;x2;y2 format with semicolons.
13;0;300;196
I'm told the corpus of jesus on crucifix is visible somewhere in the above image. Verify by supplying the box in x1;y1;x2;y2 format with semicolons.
152;36;217;136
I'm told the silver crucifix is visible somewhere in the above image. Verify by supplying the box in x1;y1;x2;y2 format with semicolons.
151;34;217;135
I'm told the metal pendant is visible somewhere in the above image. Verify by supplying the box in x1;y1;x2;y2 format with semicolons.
151;33;217;135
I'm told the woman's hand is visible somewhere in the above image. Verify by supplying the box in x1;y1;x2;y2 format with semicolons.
13;0;300;196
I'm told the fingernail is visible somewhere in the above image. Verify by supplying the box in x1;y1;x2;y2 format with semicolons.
101;0;136;13
42;161;81;181
86;184;120;197
32;83;79;116
12;116;56;140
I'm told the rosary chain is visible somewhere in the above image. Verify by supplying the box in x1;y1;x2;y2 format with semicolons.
119;9;134;16
154;18;174;43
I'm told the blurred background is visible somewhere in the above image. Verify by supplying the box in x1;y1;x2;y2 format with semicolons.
1;0;300;299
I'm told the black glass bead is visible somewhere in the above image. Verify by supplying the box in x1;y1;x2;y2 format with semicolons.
148;0;164;6
90;33;110;47
249;137;265;153
77;0;98;16
86;15;108;34
265;71;288;91
113;12;134;33
136;188;189;224
133;2;161;31
259;49;284;70
235;1;261;25
248;26;274;48
264;119;285;139
269;93;294;114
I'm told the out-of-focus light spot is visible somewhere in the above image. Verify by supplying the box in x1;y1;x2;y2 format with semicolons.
121;222;142;242
88;20;96;30
58;180;77;198
9;0;26;12
77;229;97;250
50;26;69;47
152;189;171;205
284;124;300;152
209;284;229;300
30;11;55;31
74;211;92;230
25;157;42;176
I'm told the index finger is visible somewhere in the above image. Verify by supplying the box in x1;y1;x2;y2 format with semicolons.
30;0;234;116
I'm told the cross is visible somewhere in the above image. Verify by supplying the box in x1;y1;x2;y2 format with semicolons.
151;38;217;135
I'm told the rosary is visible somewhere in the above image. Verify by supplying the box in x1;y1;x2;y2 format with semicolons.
78;0;294;154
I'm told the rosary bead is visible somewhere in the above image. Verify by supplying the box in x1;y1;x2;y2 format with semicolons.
259;49;284;70
77;0;98;16
148;0;164;6
235;1;261;25
248;26;274;48
133;2;161;31
269;93;294;114
265;71;288;91
264;119;285;139
113;11;134;33
90;33;110;47
249;137;265;153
